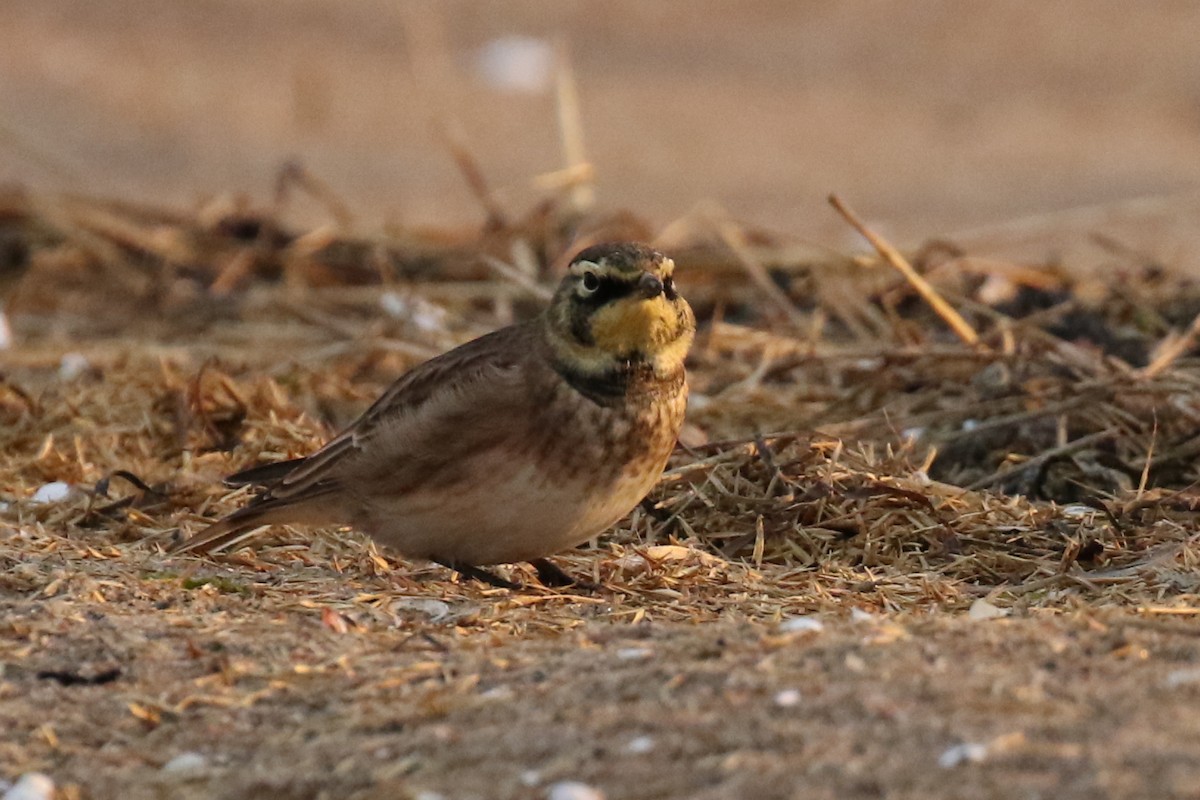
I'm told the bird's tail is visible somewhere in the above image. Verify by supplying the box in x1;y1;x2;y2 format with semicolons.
169;502;284;555
170;457;312;554
222;458;306;488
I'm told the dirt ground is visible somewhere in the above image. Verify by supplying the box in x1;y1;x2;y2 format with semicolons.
10;594;1200;800
5;3;1200;800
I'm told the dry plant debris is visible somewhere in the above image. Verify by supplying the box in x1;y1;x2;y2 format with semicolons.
3;180;1200;796
3;181;1200;619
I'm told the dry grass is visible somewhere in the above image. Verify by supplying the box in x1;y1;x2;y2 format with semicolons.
4;178;1200;629
7;179;1200;799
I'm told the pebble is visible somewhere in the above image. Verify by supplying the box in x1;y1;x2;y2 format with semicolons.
479;685;515;701
31;482;71;505
779;616;824;633
616;647;652;661
379;292;448;333
547;781;606;800
1059;504;1096;520
162;752;208;774
1165;667;1200;688
389;597;453;622
843;653;867;673
967;598;1010;621
477;36;553;94
2;773;54;800
977;274;1018;306
613;553;649;575
938;742;988;768
625;735;656;754
58;352;90;381
773;689;802;708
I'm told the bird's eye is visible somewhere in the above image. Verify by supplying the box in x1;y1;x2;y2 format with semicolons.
663;276;677;300
581;271;600;293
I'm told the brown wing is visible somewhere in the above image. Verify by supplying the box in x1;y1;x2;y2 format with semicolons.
170;321;546;555
263;320;542;504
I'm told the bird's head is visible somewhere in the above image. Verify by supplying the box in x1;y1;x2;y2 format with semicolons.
545;242;694;378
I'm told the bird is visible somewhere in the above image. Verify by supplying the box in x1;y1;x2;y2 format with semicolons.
170;242;696;589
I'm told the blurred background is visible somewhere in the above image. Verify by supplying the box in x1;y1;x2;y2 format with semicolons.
4;0;1200;248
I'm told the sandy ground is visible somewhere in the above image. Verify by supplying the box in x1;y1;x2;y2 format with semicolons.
9;594;1200;800
4;1;1200;242
5;3;1200;799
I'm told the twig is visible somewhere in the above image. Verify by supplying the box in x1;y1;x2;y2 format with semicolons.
554;40;594;213
532;163;595;193
659;444;758;483
948;292;1102;373
828;194;980;346
944;191;1195;248
438;122;509;229
1136;416;1157;500
480;255;553;301
275;160;354;231
966;429;1116;491
711;215;807;329
935;395;1098;445
1139;311;1200;379
0;121;83;184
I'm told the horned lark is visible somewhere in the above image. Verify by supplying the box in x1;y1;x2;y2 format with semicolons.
171;242;695;588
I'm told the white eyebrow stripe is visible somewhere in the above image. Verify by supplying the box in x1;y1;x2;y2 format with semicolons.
569;259;601;274
569;258;629;277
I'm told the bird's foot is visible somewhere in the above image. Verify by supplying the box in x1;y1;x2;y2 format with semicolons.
530;559;598;592
433;559;596;592
436;560;522;590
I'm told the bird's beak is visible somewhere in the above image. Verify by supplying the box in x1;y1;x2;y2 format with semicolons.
637;272;664;299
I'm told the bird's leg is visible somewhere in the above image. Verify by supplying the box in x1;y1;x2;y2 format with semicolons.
435;560;522;590
530;559;597;591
